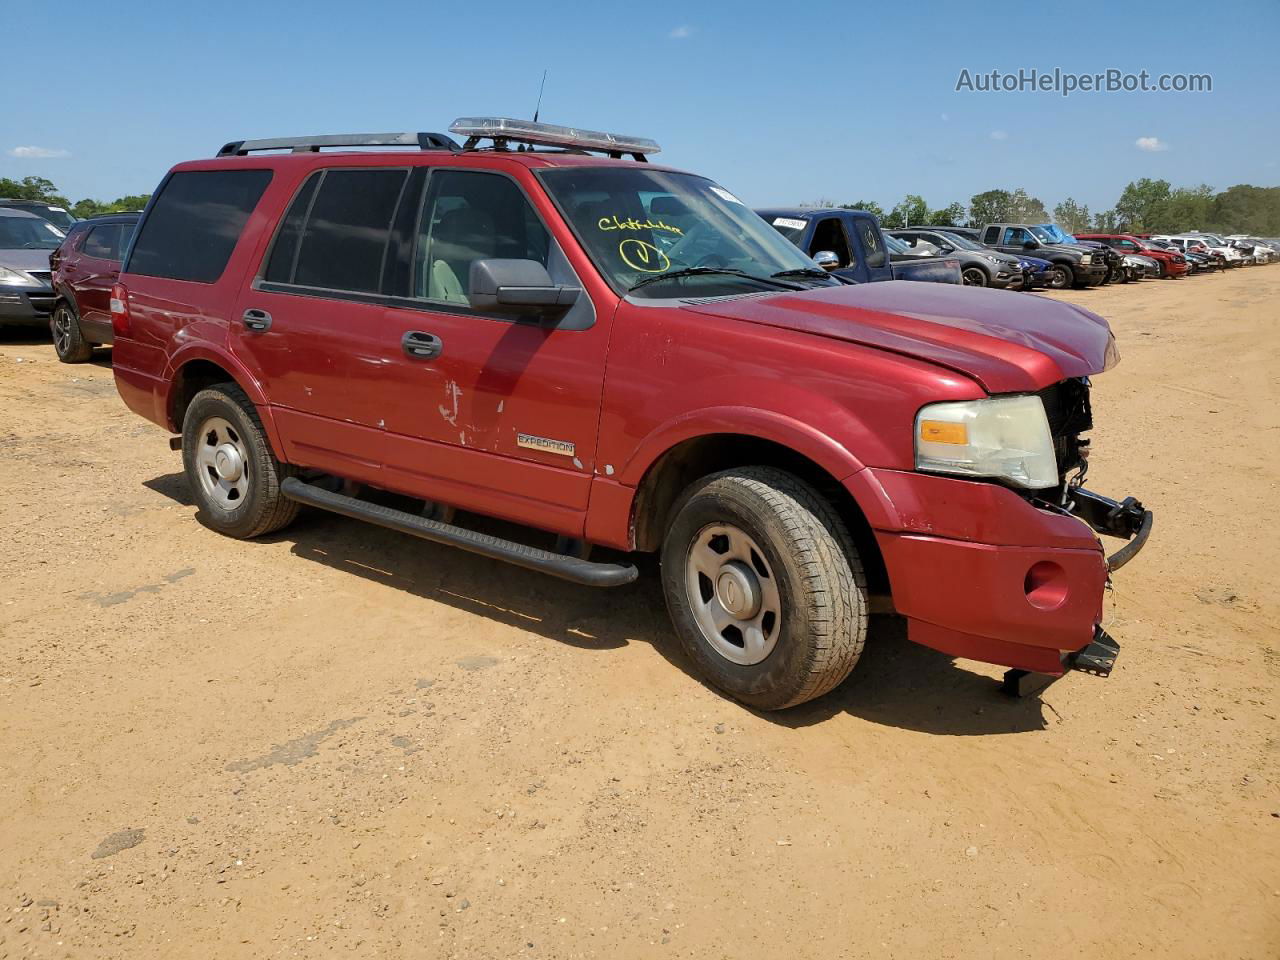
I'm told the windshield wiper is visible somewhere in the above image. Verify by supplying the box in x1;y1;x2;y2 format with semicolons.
770;267;834;281
628;266;802;293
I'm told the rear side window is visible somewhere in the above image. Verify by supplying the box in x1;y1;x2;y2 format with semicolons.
288;169;408;293
127;170;272;283
982;226;999;244
83;224;124;261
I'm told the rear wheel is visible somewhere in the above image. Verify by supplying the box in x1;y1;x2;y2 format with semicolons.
961;266;988;287
50;302;93;363
182;383;299;539
660;467;867;710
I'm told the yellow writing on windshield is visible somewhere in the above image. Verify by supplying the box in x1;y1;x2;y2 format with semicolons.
619;239;671;273
598;215;684;236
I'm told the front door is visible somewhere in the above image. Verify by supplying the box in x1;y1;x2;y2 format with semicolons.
377;168;611;536
73;221;127;340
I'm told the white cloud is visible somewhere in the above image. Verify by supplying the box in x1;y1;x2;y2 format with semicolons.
8;145;70;159
1135;136;1169;152
989;130;1008;141
669;25;693;39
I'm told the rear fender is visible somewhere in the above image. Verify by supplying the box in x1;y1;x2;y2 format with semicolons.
164;343;286;459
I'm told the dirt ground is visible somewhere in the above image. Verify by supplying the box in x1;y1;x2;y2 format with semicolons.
1;268;1277;960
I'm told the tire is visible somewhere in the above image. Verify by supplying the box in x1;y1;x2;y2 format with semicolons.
660;467;867;710
961;266;988;287
50;301;93;363
1047;264;1072;290
182;383;299;539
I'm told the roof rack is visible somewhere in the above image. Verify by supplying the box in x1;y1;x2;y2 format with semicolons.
216;132;459;157
448;117;659;162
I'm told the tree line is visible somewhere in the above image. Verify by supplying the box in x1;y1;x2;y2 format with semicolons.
1;175;151;220
816;180;1280;235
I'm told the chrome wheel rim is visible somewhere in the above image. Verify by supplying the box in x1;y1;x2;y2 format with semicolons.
685;523;782;665
194;416;250;509
52;308;72;355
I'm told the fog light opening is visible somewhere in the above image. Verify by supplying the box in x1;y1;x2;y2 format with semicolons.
1024;561;1068;611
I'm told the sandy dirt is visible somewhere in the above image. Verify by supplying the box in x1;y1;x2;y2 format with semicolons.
1;268;1277;959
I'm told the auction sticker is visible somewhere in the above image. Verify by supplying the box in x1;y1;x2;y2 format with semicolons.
772;217;808;231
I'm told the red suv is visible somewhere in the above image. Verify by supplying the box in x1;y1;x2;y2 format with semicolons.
111;118;1151;709
48;213;140;362
1074;233;1189;278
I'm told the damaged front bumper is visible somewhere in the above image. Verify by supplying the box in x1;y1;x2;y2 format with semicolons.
1063;487;1153;572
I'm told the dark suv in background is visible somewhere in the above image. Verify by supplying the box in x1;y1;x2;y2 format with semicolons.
0;199;77;232
48;213;140;361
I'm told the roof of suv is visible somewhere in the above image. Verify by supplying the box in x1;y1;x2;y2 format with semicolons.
186;150;680;175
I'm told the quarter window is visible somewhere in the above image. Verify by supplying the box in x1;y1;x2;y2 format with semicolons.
127;170;272;283
83;224;123;260
413;171;550;303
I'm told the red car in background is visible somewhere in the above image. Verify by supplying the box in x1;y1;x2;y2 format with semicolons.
1074;233;1189;278
48;212;140;362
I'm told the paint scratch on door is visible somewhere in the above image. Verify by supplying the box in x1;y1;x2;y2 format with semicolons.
438;381;462;426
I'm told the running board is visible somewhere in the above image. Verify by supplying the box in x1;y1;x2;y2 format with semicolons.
280;478;639;588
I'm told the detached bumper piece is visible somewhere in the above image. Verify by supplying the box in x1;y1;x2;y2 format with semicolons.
1001;627;1121;697
280;478;638;587
1065;487;1153;571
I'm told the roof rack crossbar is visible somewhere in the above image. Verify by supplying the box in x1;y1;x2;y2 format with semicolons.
216;132;459;157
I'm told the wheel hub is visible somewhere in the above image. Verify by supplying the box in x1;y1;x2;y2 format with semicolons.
716;561;761;618
213;444;243;482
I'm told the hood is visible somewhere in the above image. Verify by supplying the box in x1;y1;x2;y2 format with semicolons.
680;281;1115;394
0;248;56;272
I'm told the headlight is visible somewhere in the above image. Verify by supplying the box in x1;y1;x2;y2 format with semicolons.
1079;253;1092;264
915;395;1058;489
982;254;1002;264
0;266;31;286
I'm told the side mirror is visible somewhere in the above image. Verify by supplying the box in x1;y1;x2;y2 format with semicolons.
468;259;580;317
1022;239;1039;250
812;250;840;271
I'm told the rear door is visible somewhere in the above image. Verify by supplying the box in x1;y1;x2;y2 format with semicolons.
74;222;127;339
231;166;414;485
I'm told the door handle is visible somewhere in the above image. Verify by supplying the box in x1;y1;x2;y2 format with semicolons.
242;308;272;332
402;330;443;360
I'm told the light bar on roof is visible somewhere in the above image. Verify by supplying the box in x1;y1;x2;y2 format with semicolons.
448;117;660;156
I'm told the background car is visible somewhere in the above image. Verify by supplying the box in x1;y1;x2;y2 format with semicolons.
0;208;63;325
1074;233;1189;278
0;198;77;232
47;212;140;362
889;228;1024;287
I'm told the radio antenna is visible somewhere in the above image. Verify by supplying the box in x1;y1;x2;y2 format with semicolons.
533;69;548;123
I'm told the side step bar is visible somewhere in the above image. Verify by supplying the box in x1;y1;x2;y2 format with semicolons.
280;478;639;588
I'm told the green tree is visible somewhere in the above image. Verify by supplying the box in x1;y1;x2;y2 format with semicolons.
71;194;151;219
883;194;930;229
1053;198;1091;233
928;202;966;226
1091;208;1119;232
1207;184;1280;235
1162;185;1214;232
839;200;886;221
968;189;1012;227
0;176;70;207
1008;188;1048;223
1114;178;1172;232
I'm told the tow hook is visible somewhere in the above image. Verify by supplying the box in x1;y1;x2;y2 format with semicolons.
1001;626;1121;698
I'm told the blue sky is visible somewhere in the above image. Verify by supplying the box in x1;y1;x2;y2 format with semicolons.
4;1;1277;213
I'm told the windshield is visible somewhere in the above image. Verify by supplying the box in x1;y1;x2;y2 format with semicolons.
883;234;913;255
538;168;828;297
0;216;65;250
936;230;985;251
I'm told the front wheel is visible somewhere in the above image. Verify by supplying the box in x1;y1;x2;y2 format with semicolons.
961;266;988;287
182;383;299;539
50;302;93;363
1047;264;1072;290
660;467;867;710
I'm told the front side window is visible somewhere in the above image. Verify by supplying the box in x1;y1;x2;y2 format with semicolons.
858;220;886;268
128;170;271;282
809;218;852;266
540;167;828;298
413;170;550;303
1003;227;1030;245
